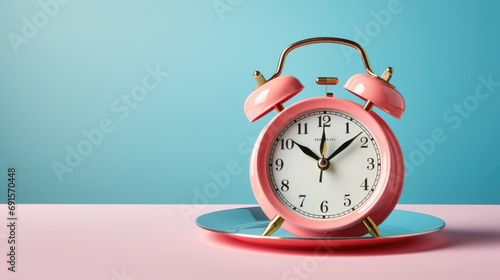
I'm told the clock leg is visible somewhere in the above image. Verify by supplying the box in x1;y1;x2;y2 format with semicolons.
262;215;284;236
362;216;381;237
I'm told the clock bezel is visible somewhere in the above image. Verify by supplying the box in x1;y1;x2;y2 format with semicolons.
250;97;396;235
267;109;382;219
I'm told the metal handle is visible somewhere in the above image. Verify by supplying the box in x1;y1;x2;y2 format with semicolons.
268;37;377;81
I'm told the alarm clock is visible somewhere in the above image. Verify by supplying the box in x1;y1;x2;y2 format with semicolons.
244;37;405;238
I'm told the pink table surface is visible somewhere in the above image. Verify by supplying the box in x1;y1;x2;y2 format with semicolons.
0;204;499;280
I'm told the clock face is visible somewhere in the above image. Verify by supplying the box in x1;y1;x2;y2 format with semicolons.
267;109;381;219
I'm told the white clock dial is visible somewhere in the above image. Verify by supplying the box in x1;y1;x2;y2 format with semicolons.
268;110;381;219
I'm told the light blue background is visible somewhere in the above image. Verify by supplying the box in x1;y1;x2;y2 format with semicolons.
1;0;498;204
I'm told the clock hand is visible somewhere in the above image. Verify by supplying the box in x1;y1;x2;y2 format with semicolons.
319;126;327;183
326;132;362;161
292;140;320;161
320;126;327;157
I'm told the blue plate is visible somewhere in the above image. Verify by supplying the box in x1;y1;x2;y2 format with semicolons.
196;207;445;249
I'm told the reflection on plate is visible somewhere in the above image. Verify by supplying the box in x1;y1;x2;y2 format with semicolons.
196;207;445;250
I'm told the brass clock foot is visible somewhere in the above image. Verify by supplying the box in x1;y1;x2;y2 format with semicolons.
262;215;284;236
362;216;381;237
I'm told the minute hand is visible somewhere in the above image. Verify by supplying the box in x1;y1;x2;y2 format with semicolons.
326;132;362;161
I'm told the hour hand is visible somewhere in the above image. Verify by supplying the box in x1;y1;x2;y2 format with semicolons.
292;140;320;160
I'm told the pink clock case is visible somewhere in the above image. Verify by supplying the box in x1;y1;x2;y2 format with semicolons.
244;37;406;238
249;97;404;237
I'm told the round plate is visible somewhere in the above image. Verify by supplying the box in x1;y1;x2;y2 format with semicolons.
196;207;445;250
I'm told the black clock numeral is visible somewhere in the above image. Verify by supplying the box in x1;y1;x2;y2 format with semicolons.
344;194;352;207
360;136;368;148
320;200;328;213
361;178;369;191
317;115;331;127
345;122;350;134
280;138;294;150
297;123;308;134
367;158;375;170
281;179;290;192
275;159;284;171
298;195;306;207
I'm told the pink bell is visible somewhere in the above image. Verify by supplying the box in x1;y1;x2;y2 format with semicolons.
344;72;405;119
244;75;304;122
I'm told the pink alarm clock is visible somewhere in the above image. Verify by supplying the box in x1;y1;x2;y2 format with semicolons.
244;37;405;238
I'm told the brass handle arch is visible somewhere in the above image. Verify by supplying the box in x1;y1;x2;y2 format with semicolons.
268;37;378;81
